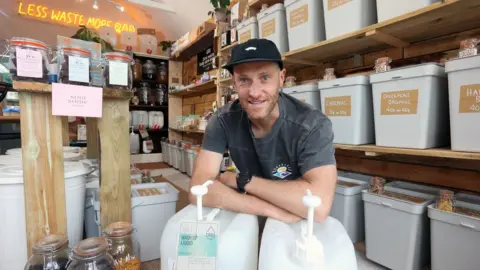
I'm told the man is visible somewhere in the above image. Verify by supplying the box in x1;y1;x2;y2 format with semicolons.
189;39;337;223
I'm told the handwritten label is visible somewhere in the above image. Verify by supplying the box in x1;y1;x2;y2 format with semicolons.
290;4;309;28
325;96;352;117
459;84;480;113
52;83;103;118
240;30;251;43
108;61;128;86
16;47;43;78
328;0;352;10
262;18;276;37
380;89;418;115
68;55;90;83
176;221;219;270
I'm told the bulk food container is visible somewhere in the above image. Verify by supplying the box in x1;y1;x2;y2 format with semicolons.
319;75;375;145
148;111;164;130
257;4;289;54
66;237;116;270
84;182;179;262
160;180;259;270
5;146;84;161
184;144;195;176
428;192;480;270
376;0;441;22
178;141;187;173
259;189;357;270
24;234;70;270
132;110;149;129
102;52;133;91
161;139;170;165
8;37;51;84
283;83;321;109
322;0;377;39
237;17;259;44
169;141;177;167
285;0;326;51
370;63;449;149
330;172;370;243
362;181;443;270
445;54;480;152
58;47;92;86
0;161;91;270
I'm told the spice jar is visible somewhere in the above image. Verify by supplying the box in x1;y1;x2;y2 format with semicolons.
103;222;141;270
437;189;455;212
323;68;336;80
156;61;168;84
374;57;392;73
103;52;133;91
58;47;92;86
66;237;115;270
132;59;142;81
369;177;386;194
24;234;69;270
459;38;479;58
142;60;156;80
8;37;51;83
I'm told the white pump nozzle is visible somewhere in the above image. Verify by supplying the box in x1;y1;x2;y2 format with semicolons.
303;189;321;238
190;180;214;221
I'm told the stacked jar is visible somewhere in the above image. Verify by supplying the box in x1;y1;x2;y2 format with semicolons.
67;237;116;270
24;234;70;270
103;221;141;269
58;47;92;86
102;52;133;91
8;37;51;83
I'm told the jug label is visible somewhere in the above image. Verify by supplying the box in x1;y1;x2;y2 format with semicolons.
325;95;352;117
262;19;276;37
176;221;219;270
459;84;480;113
380;89;418;115
328;0;352;10
290;4;309;28
240;30;251;43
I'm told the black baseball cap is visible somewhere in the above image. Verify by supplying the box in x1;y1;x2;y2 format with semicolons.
223;39;283;73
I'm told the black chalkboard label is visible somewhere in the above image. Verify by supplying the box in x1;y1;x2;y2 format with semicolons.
197;45;215;75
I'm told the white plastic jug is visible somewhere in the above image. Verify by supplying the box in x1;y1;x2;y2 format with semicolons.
160;180;259;270
259;190;358;270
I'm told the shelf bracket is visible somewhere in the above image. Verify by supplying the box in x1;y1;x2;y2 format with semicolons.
282;57;323;67
366;30;410;48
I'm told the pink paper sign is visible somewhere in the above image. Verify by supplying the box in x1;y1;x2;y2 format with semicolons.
52;83;103;118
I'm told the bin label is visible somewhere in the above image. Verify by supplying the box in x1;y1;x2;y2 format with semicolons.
16;47;43;78
176;220;219;270
325;95;352;117
290;4;309;28
328;0;352;10
459;84;480;113
262;19;276;37
380;89;418;115
240;30;251;43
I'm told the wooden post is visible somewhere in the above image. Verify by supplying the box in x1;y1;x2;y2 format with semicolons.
61;117;70;146
86;118;99;159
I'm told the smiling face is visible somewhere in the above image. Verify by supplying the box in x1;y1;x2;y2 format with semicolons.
233;61;286;121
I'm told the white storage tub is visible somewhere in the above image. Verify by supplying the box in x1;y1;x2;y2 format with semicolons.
319;75;375;145
370;63;449;149
237;16;259;44
6;146;84;161
376;0;441;22
337;170;372;182
161;141;170;164
428;192;480;270
322;0;377;39
185;147;195;176
171;144;179;169
178;142;186;173
285;0;325;51
256;3;289;54
167;142;174;166
445;54;480;152
362;182;443;270
283;82;321;109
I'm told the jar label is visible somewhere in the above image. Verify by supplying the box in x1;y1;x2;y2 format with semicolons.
290;4;309;28
240;30;251;43
16;47;43;78
325;95;352;117
108;61;128;86
68;55;90;83
328;0;352;10
380;89;418;115
459;84;480;113
261;18;276;37
177;221;218;270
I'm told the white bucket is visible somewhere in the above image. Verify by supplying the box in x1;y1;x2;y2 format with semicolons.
5;146;84;161
0;161;90;270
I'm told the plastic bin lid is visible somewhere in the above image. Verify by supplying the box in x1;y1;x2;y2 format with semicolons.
335;176;369;196
257;3;285;20
284;0;302;8
6;146;82;155
318;75;370;90
370;62;446;84
428;200;480;227
455;192;480;206
386;181;444;197
282;83;318;94
237;16;258;29
445;54;480;73
0;151;83;163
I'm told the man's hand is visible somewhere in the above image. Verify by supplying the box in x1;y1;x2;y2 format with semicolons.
219;171;238;189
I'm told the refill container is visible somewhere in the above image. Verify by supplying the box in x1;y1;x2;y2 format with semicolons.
171;143;179;169
259;189;357;269
283;83;321;110
168;142;175;166
319;75;375;145
376;0;441;22
285;0;326;51
370;63;449;149
445;54;480;152
256;4;289;54
160;180;259;269
237;17;259;44
322;0;377;40
428;192;480;270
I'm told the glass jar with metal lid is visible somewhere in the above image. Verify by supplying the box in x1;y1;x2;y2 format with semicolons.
102;52;133;91
66;237;115;270
8;37;51;83
58;47;92;86
103;222;141;269
24;234;70;270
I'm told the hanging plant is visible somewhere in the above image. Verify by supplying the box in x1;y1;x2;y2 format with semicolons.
158;40;174;52
208;0;231;22
71;25;114;53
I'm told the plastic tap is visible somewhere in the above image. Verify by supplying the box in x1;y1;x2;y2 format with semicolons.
303;189;322;238
190;180;214;221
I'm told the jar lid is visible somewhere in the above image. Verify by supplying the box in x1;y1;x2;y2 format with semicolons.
72;237;109;258
10;37;49;50
63;47;91;56
103;52;132;62
32;234;69;254
104;221;133;237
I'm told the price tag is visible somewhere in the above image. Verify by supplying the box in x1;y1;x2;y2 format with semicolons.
16;47;43;78
139;129;149;139
52;83;103;118
176;220;219;270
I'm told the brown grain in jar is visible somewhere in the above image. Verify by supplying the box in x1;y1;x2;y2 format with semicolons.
8;37;50;83
103;52;133;91
59;47;91;86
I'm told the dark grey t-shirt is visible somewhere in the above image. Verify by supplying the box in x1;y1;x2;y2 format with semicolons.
201;92;336;180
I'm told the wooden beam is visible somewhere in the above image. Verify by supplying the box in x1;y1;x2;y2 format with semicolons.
61;117;70;146
86;118;99;159
282;57;323;67
366;30;410;48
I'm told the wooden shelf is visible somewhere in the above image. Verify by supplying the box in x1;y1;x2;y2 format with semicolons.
335;144;480;161
169;80;217;98
248;0;283;11
220;42;237;53
282;0;480;68
217;77;232;84
116;50;169;60
129;104;168;111
171;24;216;61
169;127;205;134
0;115;20;122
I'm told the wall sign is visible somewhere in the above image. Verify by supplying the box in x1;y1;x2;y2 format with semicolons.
18;2;136;34
52;83;103;118
197;45;215;75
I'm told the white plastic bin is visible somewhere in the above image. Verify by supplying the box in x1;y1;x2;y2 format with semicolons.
376;0;441;22
6;146;84;161
178;144;186;173
285;0;325;51
237;16;259;44
185;148;195;176
445;55;480;152
171;144;179;169
283;82;321;109
319;75;375;145
362;182;442;270
370;63;450;149
322;0;377;39
0;162;90;270
428;193;480;270
167;143;174;166
256;3;289;54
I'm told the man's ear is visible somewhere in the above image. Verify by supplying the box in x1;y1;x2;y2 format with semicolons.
279;68;287;87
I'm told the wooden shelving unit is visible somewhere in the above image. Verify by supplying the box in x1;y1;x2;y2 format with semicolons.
220;42;237;53
169;127;205;134
169;80;217;98
218;77;233;84
248;0;283;12
170;22;217;61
